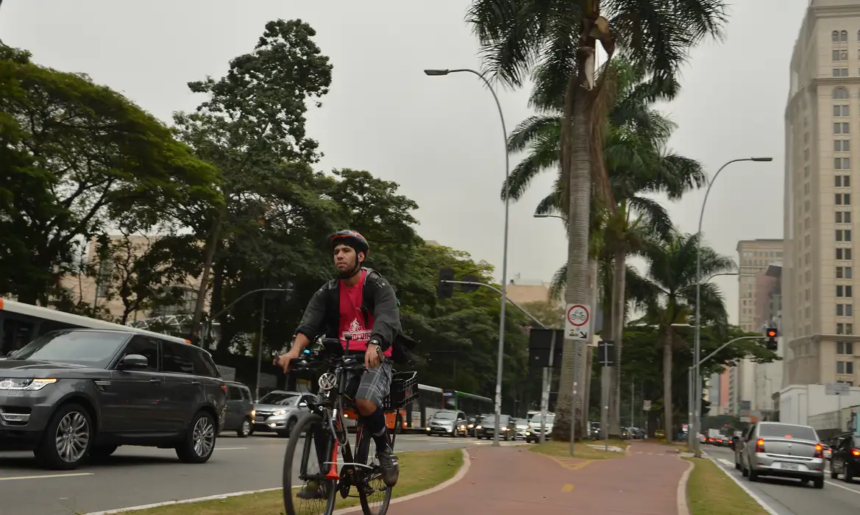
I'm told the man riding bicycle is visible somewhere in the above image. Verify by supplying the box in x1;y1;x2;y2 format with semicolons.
275;230;400;495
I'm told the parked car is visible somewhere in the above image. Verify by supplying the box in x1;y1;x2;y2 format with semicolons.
222;381;255;437
253;390;312;437
525;413;554;443
739;422;825;488
830;433;860;482
426;410;469;437
475;414;516;440
0;329;227;470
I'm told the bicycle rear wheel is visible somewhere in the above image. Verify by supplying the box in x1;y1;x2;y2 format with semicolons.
283;413;338;515
356;424;393;515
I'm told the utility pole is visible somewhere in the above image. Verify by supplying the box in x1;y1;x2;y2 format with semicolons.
599;340;614;452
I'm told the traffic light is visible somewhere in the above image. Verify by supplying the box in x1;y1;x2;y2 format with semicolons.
765;328;778;351
437;268;454;298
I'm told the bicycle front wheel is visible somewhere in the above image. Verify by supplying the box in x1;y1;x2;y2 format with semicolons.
356;426;393;515
283;413;338;515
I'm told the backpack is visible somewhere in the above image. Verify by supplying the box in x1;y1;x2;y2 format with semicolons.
323;269;417;364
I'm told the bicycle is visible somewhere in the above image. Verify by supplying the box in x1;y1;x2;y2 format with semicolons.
281;336;418;515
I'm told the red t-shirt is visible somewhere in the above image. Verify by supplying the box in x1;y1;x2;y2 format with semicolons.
338;270;392;357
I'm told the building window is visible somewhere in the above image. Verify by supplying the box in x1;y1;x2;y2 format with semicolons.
835;68;850;77
835;158;851;170
836;139;851;151
837;285;854;297
837;303;854;316
837;248;854;260
834;104;850;116
838;323;846;334
836;193;852;205
835;122;851;134
837;266;854;278
838;341;855;355
834;87;850;99
836;175;852;187
837;361;854;375
834;30;841;42
837;211;853;224
843;30;849;42
837;229;852;241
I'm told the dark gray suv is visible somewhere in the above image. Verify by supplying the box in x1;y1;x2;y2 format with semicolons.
0;329;227;470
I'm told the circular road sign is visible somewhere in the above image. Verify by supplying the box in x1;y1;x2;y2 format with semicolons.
567;305;589;327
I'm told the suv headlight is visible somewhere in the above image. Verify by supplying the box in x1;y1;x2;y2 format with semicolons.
272;409;287;416
0;378;57;391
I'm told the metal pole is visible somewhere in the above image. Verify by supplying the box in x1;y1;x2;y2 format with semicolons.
688;367;694;452
570;380;577;456
602;365;610;451
631;380;634;435
694;158;761;458
254;296;266;401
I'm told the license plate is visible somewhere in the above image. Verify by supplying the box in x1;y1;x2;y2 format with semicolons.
780;462;799;470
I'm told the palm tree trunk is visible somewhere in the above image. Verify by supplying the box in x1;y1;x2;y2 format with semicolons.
553;67;592;441
662;328;674;444
609;248;626;437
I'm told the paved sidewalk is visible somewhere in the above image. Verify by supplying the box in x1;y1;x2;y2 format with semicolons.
369;441;689;514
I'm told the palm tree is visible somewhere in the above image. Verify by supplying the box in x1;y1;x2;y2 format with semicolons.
505;60;707;437
469;0;728;439
637;232;734;442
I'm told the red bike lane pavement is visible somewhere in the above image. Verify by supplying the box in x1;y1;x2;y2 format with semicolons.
371;442;689;514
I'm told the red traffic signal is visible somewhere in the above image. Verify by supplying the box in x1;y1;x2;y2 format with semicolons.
765;328;778;351
766;329;777;338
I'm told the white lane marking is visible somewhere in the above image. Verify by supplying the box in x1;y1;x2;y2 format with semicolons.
824;480;860;495
0;472;94;481
718;458;734;467
706;457;779;515
214;447;247;451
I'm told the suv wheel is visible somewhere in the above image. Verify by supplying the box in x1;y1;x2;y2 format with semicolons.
237;418;252;438
176;411;217;464
34;403;93;470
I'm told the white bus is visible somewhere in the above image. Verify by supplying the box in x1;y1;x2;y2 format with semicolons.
0;298;193;355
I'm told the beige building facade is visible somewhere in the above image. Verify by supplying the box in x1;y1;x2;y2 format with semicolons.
784;0;860;388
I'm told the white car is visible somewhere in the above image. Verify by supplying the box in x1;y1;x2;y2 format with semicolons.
525;414;555;443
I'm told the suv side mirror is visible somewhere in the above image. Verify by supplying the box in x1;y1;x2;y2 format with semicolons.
119;354;149;370
298;401;307;408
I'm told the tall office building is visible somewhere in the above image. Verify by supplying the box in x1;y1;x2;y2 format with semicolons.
784;0;860;387
730;240;784;414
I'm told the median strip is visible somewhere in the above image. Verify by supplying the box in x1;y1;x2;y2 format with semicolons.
85;448;465;515
684;458;769;515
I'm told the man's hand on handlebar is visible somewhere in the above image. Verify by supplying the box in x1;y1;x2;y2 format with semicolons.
274;349;301;373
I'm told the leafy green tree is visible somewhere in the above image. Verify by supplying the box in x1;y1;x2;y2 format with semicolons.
0;42;220;305
467;0;728;442
174;19;333;339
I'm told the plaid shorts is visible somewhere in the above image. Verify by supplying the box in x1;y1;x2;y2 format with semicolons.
355;360;392;408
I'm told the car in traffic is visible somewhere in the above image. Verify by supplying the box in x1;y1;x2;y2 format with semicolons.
475;414;516;440
426;410;469;437
222;381;255;437
513;417;529;439
253;390;313;437
738;422;825;488
525;413;554;443
829;433;860;482
0;329;227;470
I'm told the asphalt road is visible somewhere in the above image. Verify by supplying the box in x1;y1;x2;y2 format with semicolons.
0;433;512;515
707;446;860;515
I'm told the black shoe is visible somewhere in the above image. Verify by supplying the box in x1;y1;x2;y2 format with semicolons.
297;480;327;500
376;448;399;487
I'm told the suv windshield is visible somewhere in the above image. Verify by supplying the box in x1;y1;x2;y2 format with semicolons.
259;392;300;405
9;330;128;367
433;411;457;420
481;415;510;425
531;415;555;424
759;424;817;440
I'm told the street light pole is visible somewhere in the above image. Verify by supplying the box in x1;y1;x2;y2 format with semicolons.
693;157;771;458
425;68;510;447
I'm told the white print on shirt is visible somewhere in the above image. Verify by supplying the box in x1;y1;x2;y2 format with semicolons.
343;318;371;342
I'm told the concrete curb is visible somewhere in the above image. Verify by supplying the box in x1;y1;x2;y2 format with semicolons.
676;457;694;515
333;447;471;514
82;448;471;515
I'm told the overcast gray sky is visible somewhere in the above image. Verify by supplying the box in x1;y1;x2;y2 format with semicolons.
0;0;809;325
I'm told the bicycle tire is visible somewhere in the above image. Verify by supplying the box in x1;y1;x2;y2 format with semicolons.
357;426;393;515
283;413;338;515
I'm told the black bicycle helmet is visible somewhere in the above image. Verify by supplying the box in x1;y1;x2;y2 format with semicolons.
330;230;370;256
